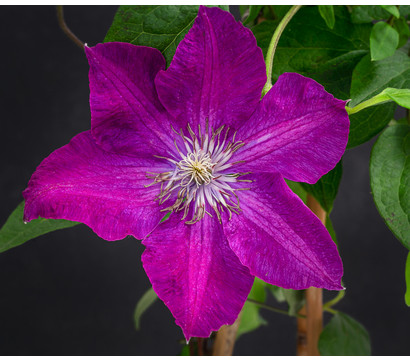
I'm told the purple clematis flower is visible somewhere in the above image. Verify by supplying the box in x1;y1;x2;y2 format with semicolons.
23;6;349;340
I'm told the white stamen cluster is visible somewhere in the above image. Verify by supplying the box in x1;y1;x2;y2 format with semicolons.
146;121;251;224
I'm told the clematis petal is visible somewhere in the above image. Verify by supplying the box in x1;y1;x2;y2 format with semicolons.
223;173;343;290
85;43;176;158
155;6;266;132
142;209;254;340
23;131;172;240
232;73;349;184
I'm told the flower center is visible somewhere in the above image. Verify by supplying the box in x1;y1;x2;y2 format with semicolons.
146;122;250;224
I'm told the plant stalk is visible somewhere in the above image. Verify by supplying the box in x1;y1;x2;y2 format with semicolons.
296;194;326;356
56;5;84;50
212;312;242;356
262;5;302;96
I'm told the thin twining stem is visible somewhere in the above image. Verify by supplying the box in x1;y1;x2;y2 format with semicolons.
246;298;306;318
56;5;85;50
262;5;302;96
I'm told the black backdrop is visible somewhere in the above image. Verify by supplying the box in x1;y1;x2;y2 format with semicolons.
0;5;409;356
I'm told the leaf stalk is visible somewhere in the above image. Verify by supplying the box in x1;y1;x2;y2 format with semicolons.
262;5;302;96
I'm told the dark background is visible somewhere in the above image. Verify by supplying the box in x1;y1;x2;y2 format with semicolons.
0;5;409;356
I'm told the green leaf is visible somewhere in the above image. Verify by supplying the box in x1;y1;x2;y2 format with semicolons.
347;103;396;148
370;124;410;249
318;5;335;29
104;5;228;67
326;214;338;245
267;285;305;316
351;51;410;107
393;17;410;48
237;278;267;338
370;22;399;61
134;287;158;330
347;51;410;147
351;5;391;24
243;5;264;25
301;162;343;213
380;5;400;18
252;6;371;99
0;202;79;253
380;88;410;109
282;289;305;316
399;5;410;17
268;284;286;303
319;312;371;355
405;252;410;306
285;179;307;204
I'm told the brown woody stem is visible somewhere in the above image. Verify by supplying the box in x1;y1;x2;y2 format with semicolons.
297;194;325;356
212;312;242;356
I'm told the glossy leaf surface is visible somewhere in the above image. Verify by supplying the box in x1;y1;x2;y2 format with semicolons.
104;5;228;67
370;22;399;61
319;312;371;355
370;124;410;249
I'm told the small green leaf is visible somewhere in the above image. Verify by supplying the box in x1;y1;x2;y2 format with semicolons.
301;162;343;213
370;22;399;61
381;88;410;109
104;5;228;67
351;5;391;24
0;202;79;253
318;5;335;29
405;252;410;306
243;5;264;24
267;285;305;315
393;17;410;48
134;287;158;330
380;5;400;18
319;312;371;355
370;124;410;249
282;289;305;316
237;278;267;338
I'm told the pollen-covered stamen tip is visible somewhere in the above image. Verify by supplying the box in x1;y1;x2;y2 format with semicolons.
147;123;250;224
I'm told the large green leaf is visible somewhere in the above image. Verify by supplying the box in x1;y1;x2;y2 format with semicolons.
393;17;410;48
370;124;410;249
370;22;399;61
350;51;410;107
347;103;396;148
104;5;228;67
319;312;371;355
347;51;410;147
237;277;267;338
252;6;371;99
134;287;158;330
0;202;79;253
301;162;343;213
351;5;391;24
